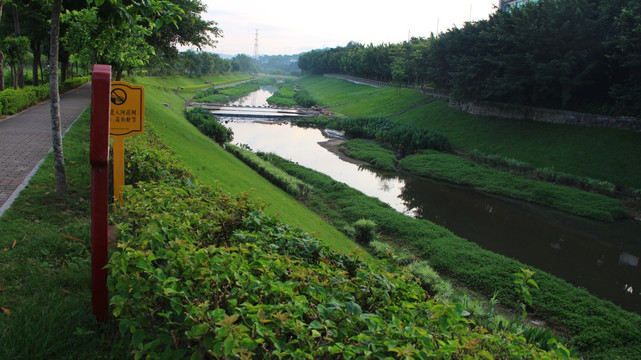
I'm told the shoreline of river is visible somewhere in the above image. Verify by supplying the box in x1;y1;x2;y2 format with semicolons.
317;139;370;167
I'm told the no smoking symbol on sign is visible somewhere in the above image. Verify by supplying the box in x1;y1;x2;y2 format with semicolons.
111;88;127;105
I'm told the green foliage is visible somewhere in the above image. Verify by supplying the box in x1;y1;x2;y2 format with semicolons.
124;128;194;184
514;268;539;321
0;77;90;115
258;152;641;359
109;180;571;359
351;218;377;245
185;107;233;144
226;144;312;198
470;150;618;195
293;88;316;107
0;85;49;115
339;139;397;171
399;151;628;221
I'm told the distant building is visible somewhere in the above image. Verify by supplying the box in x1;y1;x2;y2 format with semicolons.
499;0;538;11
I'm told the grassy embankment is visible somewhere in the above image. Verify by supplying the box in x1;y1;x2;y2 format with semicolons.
0;74;365;359
258;151;641;360
289;75;641;357
132;75;360;255
301;75;641;190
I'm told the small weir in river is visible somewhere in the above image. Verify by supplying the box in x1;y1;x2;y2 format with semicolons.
213;88;641;314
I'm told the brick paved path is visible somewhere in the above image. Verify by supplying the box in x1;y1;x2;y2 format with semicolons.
0;83;91;215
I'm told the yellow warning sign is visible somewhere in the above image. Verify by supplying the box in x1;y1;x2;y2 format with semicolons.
109;81;144;137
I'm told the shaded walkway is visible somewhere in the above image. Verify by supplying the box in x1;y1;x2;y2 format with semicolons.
0;83;91;216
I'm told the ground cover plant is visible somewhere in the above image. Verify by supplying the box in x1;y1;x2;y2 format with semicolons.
108;179;573;359
398;150;628;222
256;152;641;359
226;144;312;198
338;139;397;171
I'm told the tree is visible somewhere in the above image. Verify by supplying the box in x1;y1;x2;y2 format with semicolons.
49;0;66;194
0;1;5;91
0;35;28;89
231;54;256;73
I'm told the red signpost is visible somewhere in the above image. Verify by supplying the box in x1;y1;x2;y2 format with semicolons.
90;64;111;322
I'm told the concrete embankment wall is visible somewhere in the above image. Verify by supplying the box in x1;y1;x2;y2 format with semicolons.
449;100;641;133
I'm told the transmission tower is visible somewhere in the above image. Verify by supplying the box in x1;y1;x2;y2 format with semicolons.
253;29;259;60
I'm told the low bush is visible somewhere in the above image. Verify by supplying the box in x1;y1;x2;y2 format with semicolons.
470;150;618;195
124;128;194;184
0;77;90;115
293;88;316;107
351;218;377;245
225;144;312;198
0;85;47;114
108;180;571;359
185;107;233;144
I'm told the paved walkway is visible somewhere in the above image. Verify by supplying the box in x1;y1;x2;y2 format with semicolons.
0;83;91;216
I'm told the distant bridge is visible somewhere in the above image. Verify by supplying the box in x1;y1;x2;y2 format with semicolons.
188;102;318;119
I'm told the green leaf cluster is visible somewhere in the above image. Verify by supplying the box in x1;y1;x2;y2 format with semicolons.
185;107;233;144
124;128;194;184
225;144;312;198
108;180;571;359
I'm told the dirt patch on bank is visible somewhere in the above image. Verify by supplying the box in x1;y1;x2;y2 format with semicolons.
318;139;370;166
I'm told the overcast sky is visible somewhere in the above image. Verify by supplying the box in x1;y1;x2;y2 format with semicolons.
197;0;500;56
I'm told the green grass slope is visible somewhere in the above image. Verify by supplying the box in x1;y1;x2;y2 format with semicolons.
299;75;641;189
134;77;360;255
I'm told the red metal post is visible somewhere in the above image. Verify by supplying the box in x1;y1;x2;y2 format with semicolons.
90;64;111;323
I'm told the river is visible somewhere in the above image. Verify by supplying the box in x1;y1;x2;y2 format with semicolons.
218;89;641;314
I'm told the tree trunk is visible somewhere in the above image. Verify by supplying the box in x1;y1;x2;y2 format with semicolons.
0;2;5;92
13;5;24;88
0;50;4;92
49;0;67;195
31;40;41;86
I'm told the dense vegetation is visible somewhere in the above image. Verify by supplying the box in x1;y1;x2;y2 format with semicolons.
109;179;572;359
399;150;627;221
255;152;641;359
0;76;88;115
293;117;451;154
299;0;641;115
185;107;234;144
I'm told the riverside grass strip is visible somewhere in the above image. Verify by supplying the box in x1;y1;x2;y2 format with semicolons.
259;152;641;360
398;150;628;222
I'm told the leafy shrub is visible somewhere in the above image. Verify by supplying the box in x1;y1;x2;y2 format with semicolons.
226;144;312;198
293;88;316;107
0;77;89;115
0;85;45;114
124;128;194;184
352;218;377;244
185;107;233;144
109;181;571;359
471;151;618;195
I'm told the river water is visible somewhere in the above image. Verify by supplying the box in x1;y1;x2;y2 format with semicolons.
219;89;641;314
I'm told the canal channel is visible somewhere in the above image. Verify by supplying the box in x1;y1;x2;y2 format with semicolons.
215;88;641;314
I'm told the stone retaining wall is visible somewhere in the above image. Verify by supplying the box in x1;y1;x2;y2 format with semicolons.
449;100;641;133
